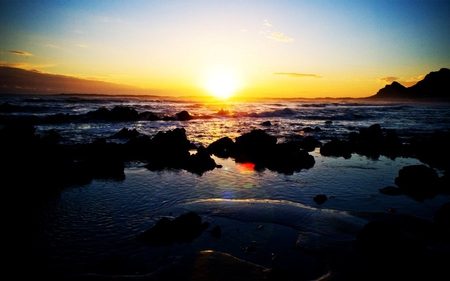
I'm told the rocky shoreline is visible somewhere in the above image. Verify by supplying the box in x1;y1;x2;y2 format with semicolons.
2;107;450;280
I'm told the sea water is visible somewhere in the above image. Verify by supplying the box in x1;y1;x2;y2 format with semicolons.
1;94;449;277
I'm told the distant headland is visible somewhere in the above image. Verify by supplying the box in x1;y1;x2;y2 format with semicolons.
368;68;450;99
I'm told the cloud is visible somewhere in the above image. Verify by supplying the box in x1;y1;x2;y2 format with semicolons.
263;20;272;27
9;50;33;56
44;44;60;49
402;75;426;87
76;44;88;48
378;75;425;87
274;72;323;78
267;31;293;42
379;76;399;83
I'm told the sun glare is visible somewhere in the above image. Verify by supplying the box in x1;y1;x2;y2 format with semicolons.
204;67;239;99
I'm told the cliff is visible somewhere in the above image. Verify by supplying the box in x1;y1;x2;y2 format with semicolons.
369;68;450;99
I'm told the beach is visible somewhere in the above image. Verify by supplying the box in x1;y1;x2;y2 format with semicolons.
1;94;449;280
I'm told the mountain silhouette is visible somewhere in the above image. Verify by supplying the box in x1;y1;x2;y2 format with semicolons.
369;68;450;99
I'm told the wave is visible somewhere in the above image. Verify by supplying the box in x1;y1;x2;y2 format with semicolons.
244;108;297;118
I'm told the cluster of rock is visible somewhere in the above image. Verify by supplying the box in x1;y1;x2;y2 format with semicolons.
0;118;318;199
0;104;206;124
320;124;404;159
317;123;449;201
207;129;316;174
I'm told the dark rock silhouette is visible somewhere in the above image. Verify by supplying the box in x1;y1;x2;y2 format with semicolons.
313;194;327;204
263;141;315;174
176;110;194;121
379;186;403;196
372;81;408;99
210;225;222;239
394;165;439;201
433;202;450;226
233;129;315;174
349;124;403;159
207;136;237;158
137;211;210;246
185;146;217;175
87;106;140;121
369;68;450;99
109;127;140;139
234;129;277;163
353;219;450;280
320;138;352;159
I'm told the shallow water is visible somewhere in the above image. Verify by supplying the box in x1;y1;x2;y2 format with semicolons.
2;94;449;277
35;151;450;276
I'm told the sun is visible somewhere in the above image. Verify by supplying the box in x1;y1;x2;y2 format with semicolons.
204;67;239;99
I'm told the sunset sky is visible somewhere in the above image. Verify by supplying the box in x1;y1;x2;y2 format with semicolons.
1;0;449;98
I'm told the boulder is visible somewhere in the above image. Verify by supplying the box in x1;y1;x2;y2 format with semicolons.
234;129;277;163
185;147;217;175
264;142;315;174
299;136;322;152
207;137;236;158
176;110;194;121
137;211;210;246
109;128;140;139
379;186;403;196
313;194;327;205
394;165;439;200
320;138;352;159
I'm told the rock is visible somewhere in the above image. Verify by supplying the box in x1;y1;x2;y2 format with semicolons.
176;110;194;121
261;121;271;126
210;226;222;239
394;165;439;200
313;194;327;205
207;136;236;158
185;147;217;175
379;186;403;196
110;106;140;121
320;138;352;159
264;142;315;174
140;111;160;121
299;136;322;152
234;129;277;163
109;128;140;139
302;126;321;132
86;106;140;121
433;202;450;226
137;211;210;246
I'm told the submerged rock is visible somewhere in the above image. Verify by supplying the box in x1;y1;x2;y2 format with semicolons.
313;194;327;205
137;211;210;246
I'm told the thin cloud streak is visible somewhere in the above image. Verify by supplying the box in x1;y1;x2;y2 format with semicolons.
9;50;33;56
379;75;425;87
267;31;293;42
379;76;399;83
274;72;323;78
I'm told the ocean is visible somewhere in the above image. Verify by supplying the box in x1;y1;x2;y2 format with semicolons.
1;93;450;279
